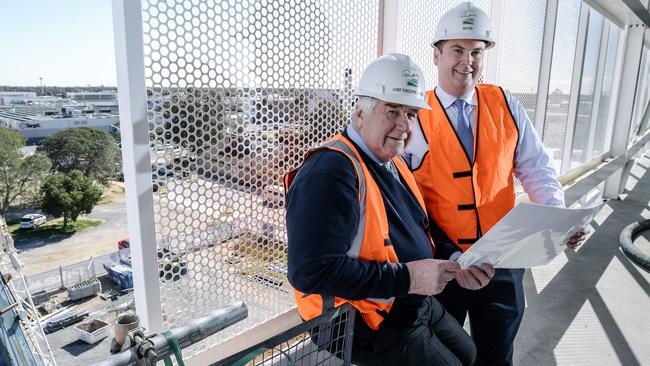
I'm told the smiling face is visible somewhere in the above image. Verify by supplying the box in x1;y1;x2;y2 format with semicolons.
434;39;486;97
355;100;418;162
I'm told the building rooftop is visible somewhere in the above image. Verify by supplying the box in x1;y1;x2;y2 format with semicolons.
0;106;117;123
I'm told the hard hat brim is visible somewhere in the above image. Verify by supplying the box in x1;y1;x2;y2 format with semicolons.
431;37;495;49
355;92;432;111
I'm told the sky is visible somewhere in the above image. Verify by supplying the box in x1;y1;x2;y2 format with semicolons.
0;0;602;93
0;0;117;87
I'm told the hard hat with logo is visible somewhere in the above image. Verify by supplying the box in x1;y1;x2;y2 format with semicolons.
354;53;431;110
432;2;495;49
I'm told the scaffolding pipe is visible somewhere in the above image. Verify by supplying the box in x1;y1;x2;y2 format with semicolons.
97;302;248;366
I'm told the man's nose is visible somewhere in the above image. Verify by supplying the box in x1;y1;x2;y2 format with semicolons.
460;51;472;64
395;112;412;132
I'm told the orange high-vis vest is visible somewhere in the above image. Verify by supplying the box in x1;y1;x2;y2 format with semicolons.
412;84;520;251
284;134;433;330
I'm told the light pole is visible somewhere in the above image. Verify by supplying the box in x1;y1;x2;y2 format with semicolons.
39;77;44;95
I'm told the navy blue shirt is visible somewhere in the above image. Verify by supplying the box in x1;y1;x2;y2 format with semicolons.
286;134;456;316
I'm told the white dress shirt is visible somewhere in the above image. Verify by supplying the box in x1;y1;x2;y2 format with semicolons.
403;86;565;208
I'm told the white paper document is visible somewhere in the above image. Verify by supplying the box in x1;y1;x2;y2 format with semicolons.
456;202;602;269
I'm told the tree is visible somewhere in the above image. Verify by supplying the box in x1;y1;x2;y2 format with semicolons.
0;128;51;218
40;170;102;229
39;127;121;185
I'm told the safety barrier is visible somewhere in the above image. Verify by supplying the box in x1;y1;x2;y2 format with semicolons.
212;303;355;366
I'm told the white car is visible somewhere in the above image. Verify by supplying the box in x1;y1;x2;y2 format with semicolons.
19;214;47;229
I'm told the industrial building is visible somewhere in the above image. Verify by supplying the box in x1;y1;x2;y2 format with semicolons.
0;106;118;144
0;92;37;105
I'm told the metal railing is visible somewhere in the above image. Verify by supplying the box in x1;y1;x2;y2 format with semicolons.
212;303;356;366
98;302;248;366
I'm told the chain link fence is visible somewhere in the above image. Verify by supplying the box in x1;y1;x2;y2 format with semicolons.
15;251;121;295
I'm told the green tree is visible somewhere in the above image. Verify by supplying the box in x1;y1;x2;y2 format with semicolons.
39;127;121;185
40;170;102;229
0;128;51;218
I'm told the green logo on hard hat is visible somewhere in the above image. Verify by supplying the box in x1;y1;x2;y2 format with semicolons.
463;17;475;26
402;69;419;88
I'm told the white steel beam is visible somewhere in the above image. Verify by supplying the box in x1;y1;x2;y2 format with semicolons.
378;0;403;56
561;4;591;173
585;21;611;161
630;49;646;131
534;0;559;136
601;29;627;156
604;23;647;198
112;0;163;333
633;47;650;132
638;91;650;134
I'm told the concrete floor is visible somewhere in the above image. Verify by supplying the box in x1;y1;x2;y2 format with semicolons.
514;154;650;365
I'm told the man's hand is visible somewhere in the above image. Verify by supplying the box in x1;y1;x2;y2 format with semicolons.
566;227;590;249
406;259;460;295
455;263;495;290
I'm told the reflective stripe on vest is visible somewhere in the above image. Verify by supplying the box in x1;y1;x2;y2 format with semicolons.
285;134;433;330
320;139;368;258
413;84;519;251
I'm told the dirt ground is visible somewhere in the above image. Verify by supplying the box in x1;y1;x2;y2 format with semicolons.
100;182;126;204
15;182;129;277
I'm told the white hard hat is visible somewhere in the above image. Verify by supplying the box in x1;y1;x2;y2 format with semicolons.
354;53;431;110
432;2;495;49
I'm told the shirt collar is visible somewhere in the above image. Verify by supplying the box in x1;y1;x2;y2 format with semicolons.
345;124;386;164
435;86;476;109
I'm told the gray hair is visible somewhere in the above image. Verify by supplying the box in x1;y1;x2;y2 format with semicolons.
351;96;380;124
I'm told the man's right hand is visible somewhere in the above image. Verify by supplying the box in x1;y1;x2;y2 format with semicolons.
406;259;460;295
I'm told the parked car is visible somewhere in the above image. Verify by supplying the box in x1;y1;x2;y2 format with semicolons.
19;214;47;229
117;238;188;282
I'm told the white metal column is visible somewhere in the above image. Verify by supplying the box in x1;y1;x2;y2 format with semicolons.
584;21;611;161
638;98;650;134
378;0;403;56
561;4;591;173
534;0;559;135
112;0;163;333
484;0;505;84
632;46;650;133
604;23;647;198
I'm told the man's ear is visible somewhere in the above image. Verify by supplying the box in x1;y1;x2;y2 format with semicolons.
433;47;441;66
354;107;364;129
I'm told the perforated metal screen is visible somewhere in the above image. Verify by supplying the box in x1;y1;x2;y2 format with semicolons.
496;0;547;124
399;0;490;90
140;0;379;357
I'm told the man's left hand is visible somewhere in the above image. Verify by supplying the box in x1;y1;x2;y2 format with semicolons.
455;263;495;290
566;227;590;249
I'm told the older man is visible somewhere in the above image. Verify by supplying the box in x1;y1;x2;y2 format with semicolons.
286;54;485;365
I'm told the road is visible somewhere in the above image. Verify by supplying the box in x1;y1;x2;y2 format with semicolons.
16;201;128;277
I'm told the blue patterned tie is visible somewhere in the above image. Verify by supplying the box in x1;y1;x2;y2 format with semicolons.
454;99;474;162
